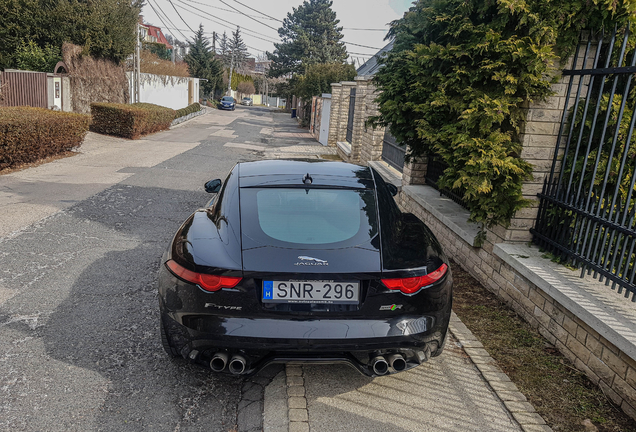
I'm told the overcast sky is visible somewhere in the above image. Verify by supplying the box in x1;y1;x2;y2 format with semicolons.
142;0;414;66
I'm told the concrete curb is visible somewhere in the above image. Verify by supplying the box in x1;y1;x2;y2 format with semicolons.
449;312;553;432
170;107;207;127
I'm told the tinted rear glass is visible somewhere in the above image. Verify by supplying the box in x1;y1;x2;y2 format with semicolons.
240;188;378;248
222;97;233;101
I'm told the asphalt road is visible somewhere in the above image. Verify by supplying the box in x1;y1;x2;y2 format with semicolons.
0;106;318;432
0;106;527;432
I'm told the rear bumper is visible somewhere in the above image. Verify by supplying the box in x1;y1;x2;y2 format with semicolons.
161;311;449;376
158;260;452;376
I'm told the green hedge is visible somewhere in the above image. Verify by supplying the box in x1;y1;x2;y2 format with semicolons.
0;107;90;170
371;0;636;232
90;102;175;139
175;103;201;120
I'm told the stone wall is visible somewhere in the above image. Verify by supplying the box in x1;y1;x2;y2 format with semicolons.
399;188;636;421
329;77;388;164
327;84;342;148
392;47;636;420
310;96;323;140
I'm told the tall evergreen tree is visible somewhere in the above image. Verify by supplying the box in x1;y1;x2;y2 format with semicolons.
267;0;347;78
219;32;231;68
226;26;249;93
229;27;249;72
185;25;223;96
0;0;142;69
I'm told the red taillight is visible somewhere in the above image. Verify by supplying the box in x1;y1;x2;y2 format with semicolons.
165;260;242;292
382;263;448;294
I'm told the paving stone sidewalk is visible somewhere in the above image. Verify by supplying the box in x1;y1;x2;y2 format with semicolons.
264;313;551;432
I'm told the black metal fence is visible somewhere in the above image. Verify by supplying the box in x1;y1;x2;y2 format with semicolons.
531;27;636;301
381;131;406;171
345;88;356;144
425;154;468;208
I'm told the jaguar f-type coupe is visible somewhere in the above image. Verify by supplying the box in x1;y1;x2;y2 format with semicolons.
158;160;452;377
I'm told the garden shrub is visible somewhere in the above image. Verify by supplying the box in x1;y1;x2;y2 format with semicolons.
175;103;202;120
0;107;90;170
90;102;175;139
371;0;636;230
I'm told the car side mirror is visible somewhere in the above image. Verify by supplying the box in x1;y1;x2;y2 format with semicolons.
387;184;399;197
205;179;222;193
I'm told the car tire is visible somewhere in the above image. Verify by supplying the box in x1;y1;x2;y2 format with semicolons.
160;317;179;358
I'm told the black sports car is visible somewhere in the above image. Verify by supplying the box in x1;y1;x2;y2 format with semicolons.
158;160;452;377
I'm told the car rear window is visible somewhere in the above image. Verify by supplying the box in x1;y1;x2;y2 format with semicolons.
240;188;378;247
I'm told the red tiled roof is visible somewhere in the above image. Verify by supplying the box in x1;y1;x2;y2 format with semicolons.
144;24;173;49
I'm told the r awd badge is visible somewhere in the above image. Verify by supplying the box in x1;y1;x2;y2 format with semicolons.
380;304;403;311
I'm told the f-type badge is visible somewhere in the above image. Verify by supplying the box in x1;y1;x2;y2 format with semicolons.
294;256;328;266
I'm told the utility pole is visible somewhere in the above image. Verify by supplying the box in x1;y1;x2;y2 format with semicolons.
134;21;141;103
212;32;217;54
227;51;235;96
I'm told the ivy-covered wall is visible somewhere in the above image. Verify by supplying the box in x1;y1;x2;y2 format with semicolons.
371;0;636;232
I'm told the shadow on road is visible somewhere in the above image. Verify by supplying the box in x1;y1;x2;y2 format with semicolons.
33;184;279;431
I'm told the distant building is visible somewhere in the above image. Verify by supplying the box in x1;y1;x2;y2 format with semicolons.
356;41;394;76
254;60;271;75
139;16;173;50
245;58;256;73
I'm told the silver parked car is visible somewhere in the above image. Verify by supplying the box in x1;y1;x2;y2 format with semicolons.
241;97;253;106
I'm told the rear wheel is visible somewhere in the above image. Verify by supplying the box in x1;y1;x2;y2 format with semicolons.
160;318;179;358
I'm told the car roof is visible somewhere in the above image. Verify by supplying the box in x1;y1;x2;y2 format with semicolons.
237;160;374;188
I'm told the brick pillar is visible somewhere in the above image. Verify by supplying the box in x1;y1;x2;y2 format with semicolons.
348;77;370;163
327;83;342;147
487;51;592;243
402;152;427;186
357;78;386;165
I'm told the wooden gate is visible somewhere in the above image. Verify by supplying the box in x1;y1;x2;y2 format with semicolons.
0;70;48;108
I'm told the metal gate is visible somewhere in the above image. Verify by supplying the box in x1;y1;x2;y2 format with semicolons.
381;131;406;171
424;153;468;208
345;88;356;143
531;27;636;301
0;69;48;108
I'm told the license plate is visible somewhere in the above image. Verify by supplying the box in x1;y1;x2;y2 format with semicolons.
262;280;359;304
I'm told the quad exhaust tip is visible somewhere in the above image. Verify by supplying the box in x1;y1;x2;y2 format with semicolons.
210;352;229;372
371;356;389;375
228;355;247;375
387;354;407;372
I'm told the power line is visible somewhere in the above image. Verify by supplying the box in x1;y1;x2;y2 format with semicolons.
175;0;280;43
147;0;189;41
188;0;279;20
216;0;280;32
161;25;265;56
231;0;282;23
157;0;382;54
342;40;381;50
166;0;197;35
208;0;382;50
344;28;387;31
